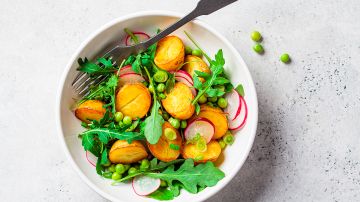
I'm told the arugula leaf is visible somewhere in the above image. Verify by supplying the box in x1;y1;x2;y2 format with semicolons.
81;133;101;156
149;159;185;171
205;88;225;97
149;188;175;201
80;128;145;144
191;49;226;105
165;73;175;93
131;54;142;74
100;148;110;165
141;100;164;144
213;77;230;85
195;103;200;115
77;57;117;75
146;159;225;194
194;70;211;80
235;84;245;97
78;74;118;114
96;155;103;175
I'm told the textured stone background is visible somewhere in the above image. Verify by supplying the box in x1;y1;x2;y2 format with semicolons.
0;0;359;201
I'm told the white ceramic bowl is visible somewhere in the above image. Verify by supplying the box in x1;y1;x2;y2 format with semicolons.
56;11;258;202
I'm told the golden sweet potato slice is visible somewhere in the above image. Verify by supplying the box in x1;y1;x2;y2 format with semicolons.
183;55;210;82
154;36;185;71
75;100;106;123
193;105;228;139
109;140;148;164
115;83;151;120
162;82;195;120
181;141;221;163
147;122;182;162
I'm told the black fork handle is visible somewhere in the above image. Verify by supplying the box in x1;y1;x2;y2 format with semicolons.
140;0;238;49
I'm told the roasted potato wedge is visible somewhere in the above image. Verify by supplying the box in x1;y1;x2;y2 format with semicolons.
154;36;185;71
192;105;228;139
183;55;210;82
75;100;106;123
147;122;182;162
181;141;222;163
162;82;195;120
109;140;148;164
115;83;151;120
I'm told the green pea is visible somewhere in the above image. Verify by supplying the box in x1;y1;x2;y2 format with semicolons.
251;31;262;42
157;83;165;92
208;96;217;103
108;164;116;172
169;117;180;129
160;180;167;187
185;46;193;55
217;98;228;108
118;121;125;127
111;172;121;180
180;120;187;129
154;71;168;83
103;172;113;179
140;159;150;171
128;167;138;175
159;93;166;99
115;164;126;174
123;116;132;125
114;112;124;122
253;43;264;54
164;127;177;140
280;53;291;63
198;95;207;104
218;139;226;149
223;131;235;145
192;49;203;57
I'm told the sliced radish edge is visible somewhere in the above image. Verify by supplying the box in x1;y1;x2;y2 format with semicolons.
228;96;248;131
85;151;96;167
125;32;150;46
132;175;161;196
224;89;242;121
185;117;215;143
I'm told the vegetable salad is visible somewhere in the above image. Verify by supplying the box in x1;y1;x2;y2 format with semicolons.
73;29;248;200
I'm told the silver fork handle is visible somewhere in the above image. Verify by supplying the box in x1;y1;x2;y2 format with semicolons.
139;0;238;49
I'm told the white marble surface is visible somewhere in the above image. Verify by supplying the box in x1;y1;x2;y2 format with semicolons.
1;0;359;201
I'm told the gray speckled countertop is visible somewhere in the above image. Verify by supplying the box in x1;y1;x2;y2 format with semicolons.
0;0;359;201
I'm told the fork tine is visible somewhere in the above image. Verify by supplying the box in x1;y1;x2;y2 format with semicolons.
72;71;86;86
72;73;90;90
78;75;109;96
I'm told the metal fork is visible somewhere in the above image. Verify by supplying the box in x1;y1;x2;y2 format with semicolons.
72;0;238;96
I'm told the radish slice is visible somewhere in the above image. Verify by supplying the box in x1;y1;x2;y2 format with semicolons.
118;73;145;87
119;65;135;75
85;151;96;167
132;175;161;196
229;96;248;131
125;32;150;46
224;89;242;121
173;70;193;85
184;117;215;143
175;76;197;96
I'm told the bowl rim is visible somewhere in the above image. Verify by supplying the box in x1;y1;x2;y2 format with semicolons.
56;10;258;202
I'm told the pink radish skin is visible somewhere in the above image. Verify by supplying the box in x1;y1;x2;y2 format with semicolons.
125;32;150;46
185;117;215;143
85;151;96;167
175;76;196;96
171;70;193;85
118;73;145;87
229;96;248;130
224;89;242;121
132;175;161;196
119;65;135;75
